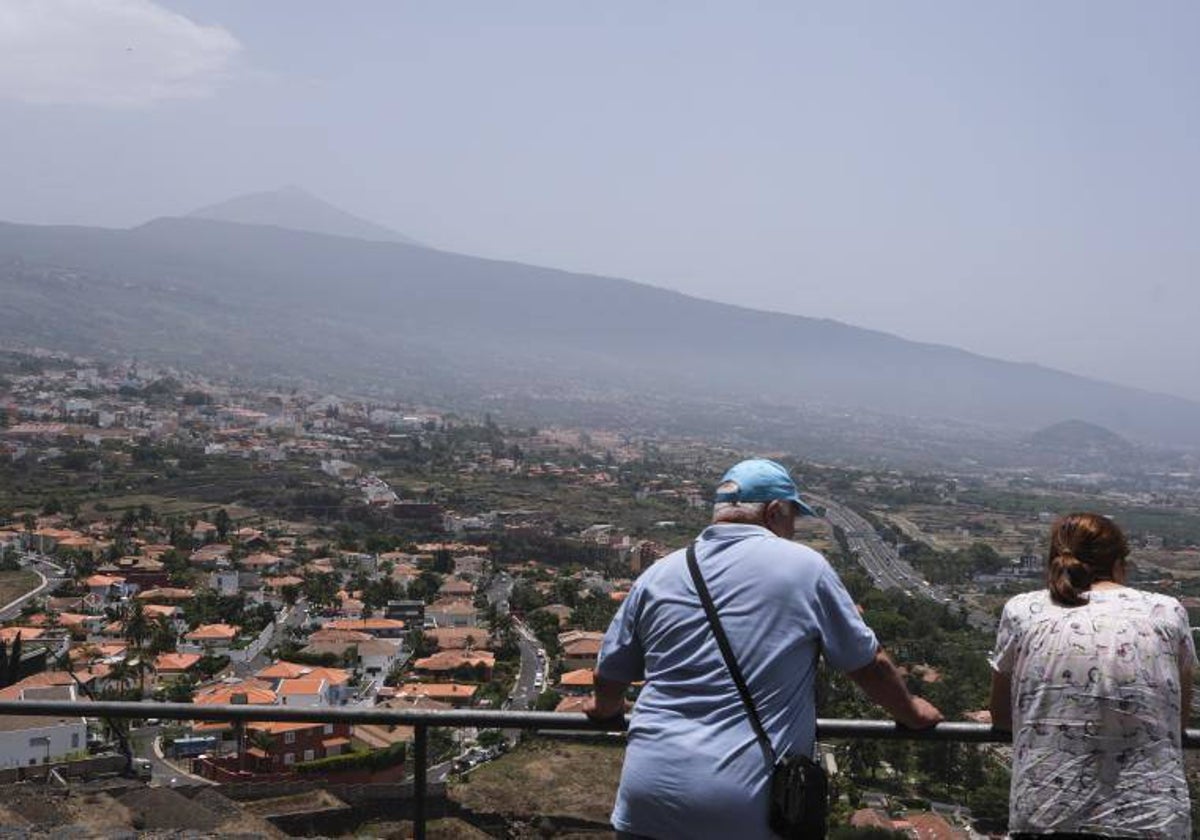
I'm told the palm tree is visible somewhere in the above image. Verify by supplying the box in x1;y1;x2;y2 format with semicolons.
128;654;152;698
146;615;177;657
123;600;150;651
106;657;132;697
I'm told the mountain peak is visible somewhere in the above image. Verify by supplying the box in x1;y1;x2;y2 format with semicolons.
186;186;423;247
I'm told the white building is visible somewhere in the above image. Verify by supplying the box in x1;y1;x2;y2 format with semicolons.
0;687;87;768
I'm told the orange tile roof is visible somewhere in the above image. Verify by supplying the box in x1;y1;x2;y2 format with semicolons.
399;682;477;701
0;627;43;643
562;638;602;656
246;720;323;735
414;650;495;672
308;628;372;642
324;617;405;632
185;623;238;641
558;668;595;687
256;661;309;680
194;684;276;706
298;666;350;686
56;613;94;628
242;553;283;567
136;587;194;602
555;695;591;713
85;574;125;587
155;653;201;672
425;627;492;650
278;678;325;696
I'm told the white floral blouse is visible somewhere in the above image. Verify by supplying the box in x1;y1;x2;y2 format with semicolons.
990;587;1197;838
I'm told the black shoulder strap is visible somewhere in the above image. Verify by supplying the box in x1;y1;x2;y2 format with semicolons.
686;542;776;769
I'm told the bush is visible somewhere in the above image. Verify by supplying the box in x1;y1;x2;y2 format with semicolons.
295;741;406;775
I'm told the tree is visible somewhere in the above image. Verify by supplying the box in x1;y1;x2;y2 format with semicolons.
214;508;231;541
525;610;562;657
123;600;151;651
534;689;561;711
406;627;433;659
146;615;177;657
128;655;152;698
248;728;274;753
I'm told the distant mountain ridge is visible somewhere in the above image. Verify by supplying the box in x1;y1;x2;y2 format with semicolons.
1;210;1199;449
188;186;424;247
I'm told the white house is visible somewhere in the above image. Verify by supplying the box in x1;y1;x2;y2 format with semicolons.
358;639;403;680
277;678;328;707
0;686;87;768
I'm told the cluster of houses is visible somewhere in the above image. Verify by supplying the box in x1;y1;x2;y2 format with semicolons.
0;506;526;780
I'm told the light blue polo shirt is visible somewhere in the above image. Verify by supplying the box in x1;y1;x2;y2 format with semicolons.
597;524;878;840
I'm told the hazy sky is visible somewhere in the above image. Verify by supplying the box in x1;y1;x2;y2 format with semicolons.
2;2;1198;400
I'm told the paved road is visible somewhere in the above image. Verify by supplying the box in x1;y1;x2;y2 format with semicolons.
485;570;514;615
0;552;66;620
815;496;994;631
508;618;543;712
234;597;309;677
814;496;939;595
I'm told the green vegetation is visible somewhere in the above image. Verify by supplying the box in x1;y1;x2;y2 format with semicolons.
295;741;406;775
0;569;41;607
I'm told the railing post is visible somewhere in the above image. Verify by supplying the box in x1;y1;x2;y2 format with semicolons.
414;723;427;840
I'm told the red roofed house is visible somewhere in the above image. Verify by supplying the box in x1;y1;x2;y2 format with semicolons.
137;587;195;604
398;682;477;708
556;668;595;696
413;650;495;682
154;652;202;679
322;617;406;639
559;630;605;671
242;720;353;773
85;574;131;603
182;623;239;656
425;598;477;629
259;663;353;705
425;626;492;651
437;577;476;599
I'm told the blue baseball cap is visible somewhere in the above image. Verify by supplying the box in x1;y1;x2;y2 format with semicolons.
714;459;817;517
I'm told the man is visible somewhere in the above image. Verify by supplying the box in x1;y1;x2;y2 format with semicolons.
587;458;942;839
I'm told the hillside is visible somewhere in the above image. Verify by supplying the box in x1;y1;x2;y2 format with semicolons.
1028;420;1134;452
1;215;1199;448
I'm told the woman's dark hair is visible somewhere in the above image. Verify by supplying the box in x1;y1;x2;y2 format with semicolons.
1047;512;1129;606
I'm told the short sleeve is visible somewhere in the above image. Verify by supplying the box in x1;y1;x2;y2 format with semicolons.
596;580;646;683
989;599;1021;674
813;567;879;673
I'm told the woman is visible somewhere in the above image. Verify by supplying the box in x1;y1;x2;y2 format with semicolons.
990;512;1195;838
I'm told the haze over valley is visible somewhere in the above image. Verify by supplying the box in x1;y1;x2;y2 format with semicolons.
3;187;1200;463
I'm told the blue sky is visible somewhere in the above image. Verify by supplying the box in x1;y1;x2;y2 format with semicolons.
1;2;1198;400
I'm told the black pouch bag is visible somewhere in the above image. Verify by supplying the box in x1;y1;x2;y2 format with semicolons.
686;544;829;839
770;752;828;839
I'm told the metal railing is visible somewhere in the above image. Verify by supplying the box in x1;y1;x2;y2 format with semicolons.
2;700;1199;838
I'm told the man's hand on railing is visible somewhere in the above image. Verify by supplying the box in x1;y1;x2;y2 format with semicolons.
585;673;629;727
583;700;626;729
897;696;943;730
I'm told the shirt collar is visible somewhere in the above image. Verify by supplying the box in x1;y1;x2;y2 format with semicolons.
699;523;773;542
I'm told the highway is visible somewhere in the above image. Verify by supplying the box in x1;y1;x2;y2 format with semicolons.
813;496;944;599
815;496;994;631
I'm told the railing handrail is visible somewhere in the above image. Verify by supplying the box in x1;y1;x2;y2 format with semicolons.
5;698;1200;747
11;698;1200;839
